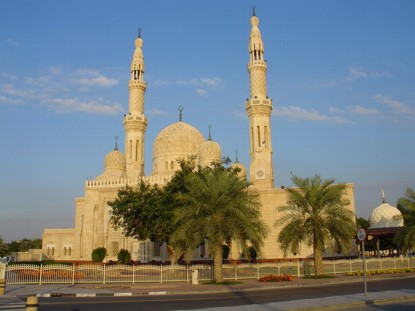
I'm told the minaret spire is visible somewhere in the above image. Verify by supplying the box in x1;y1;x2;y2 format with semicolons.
124;30;148;178
245;10;274;189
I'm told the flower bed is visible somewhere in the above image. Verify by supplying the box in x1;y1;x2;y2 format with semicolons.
258;274;294;282
345;268;415;276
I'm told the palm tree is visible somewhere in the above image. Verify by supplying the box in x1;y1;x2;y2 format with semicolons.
276;174;355;276
394;187;415;253
170;164;268;283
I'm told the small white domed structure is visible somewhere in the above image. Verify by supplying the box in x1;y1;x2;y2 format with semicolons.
231;162;247;179
152;121;205;176
199;140;221;167
97;145;127;180
369;199;404;229
198;126;221;167
230;149;247;179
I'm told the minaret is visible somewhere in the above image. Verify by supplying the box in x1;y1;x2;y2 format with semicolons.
124;30;148;178
245;9;274;189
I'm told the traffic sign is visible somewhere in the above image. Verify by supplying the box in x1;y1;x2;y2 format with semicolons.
357;228;366;241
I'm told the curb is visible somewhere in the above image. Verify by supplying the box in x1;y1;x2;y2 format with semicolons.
36;291;168;298
287;295;415;311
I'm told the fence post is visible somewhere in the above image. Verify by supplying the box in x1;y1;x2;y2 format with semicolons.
349;259;352;273
132;264;135;284
160;265;163;283
39;264;43;285
257;263;260;280
186;265;189;283
72;264;75;285
333;260;336;275
277;261;280;275
296;260;300;277
103;264;106;284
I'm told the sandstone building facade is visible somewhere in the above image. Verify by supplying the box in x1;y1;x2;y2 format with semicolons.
42;13;356;262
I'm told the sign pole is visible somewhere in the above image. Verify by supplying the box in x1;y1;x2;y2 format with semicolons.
356;228;368;296
362;240;367;296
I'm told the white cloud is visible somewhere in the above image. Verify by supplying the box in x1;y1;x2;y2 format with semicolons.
154;80;171;86
0;68;122;115
324;66;390;87
196;89;207;96
71;76;118;87
348;66;367;79
273;105;348;123
347;105;380;116
190;77;222;86
43;97;124;115
372;94;415;116
24;76;49;86
176;77;223;88
72;68;100;76
147;108;168;116
48;66;63;75
0;72;17;80
0;95;23;105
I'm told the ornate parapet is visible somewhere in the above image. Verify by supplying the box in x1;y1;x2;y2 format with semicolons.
85;174;174;189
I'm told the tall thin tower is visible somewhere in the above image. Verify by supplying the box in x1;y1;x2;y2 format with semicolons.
245;10;274;189
124;31;148;178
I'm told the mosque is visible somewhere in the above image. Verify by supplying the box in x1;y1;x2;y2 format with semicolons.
42;12;357;262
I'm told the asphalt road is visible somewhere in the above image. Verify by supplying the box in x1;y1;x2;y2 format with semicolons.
36;277;415;311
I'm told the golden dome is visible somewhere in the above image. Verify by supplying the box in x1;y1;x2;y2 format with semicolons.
104;149;126;171
152;121;205;175
199;139;221;167
231;162;247;179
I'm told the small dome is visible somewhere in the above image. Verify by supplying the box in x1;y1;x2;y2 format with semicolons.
152;121;205;175
231;162;247;179
369;202;404;229
96;148;126;180
104;149;126;171
199;140;221;167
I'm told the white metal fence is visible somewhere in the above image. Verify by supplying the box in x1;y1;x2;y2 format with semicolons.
3;257;415;285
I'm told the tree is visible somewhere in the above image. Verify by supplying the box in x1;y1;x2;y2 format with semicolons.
0;236;7;257
356;217;370;229
6;238;42;253
108;157;199;264
276;174;355;276
92;247;107;262
170;163;268;283
117;249;131;264
394;187;415;253
109;180;174;244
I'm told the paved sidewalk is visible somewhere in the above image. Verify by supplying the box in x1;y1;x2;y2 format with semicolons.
1;273;415;310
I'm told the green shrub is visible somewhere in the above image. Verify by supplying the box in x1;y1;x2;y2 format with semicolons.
222;245;230;260
91;247;107;262
117;249;131;264
248;246;257;260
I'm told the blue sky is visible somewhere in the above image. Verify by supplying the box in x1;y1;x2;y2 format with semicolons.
1;0;414;241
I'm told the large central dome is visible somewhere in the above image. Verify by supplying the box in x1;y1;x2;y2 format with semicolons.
152;121;205;176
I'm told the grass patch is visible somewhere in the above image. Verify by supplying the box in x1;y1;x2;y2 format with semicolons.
202;281;243;285
302;274;336;279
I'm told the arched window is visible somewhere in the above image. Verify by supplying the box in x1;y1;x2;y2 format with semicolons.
264;126;268;149
68;247;72;256
64;247;67;256
170;161;174;169
257;126;261;147
135;140;139;161
129;140;132;159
